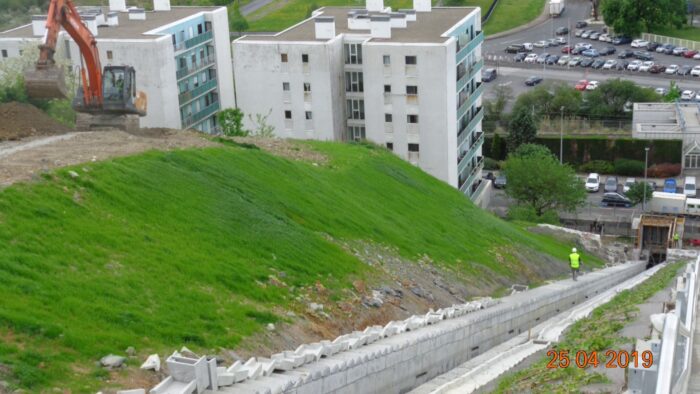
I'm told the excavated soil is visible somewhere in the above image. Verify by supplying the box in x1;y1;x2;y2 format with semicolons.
0;102;71;141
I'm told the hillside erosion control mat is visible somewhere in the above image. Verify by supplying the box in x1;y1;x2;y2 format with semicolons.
0;102;70;141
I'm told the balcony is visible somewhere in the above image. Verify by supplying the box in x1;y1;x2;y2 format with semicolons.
457;131;484;175
174;30;213;52
456;31;483;63
456;59;483;93
458;156;484;193
457;82;483;120
176;55;216;80
458;106;483;147
178;78;217;104
182;101;220;128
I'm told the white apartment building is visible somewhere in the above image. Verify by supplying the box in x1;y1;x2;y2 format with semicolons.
0;0;235;132
232;1;486;198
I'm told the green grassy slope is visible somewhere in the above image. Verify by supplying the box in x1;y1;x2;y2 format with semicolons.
0;141;594;391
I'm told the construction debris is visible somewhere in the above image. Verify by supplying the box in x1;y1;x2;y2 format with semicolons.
0;102;69;141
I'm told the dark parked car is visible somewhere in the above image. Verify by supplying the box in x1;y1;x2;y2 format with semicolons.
546;55;560;65
494;175;507;189
483;172;496;182
604;176;619;193
582;49;600;57
679;65;693;75
555;26;569;35
589;31;601;40
601;192;633;208
618;49;634;58
614;60;629;70
647;42;660;51
525;76;543;86
483;68;497;82
579;57;595;67
649;64;666;73
576;20;588;28
599;46;616;56
612;36;632;45
506;44;527;53
657;44;675;54
572;46;586;55
514;52;527;62
634;51;653;61
591;59;606;69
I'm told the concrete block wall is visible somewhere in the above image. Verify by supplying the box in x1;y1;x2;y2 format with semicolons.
217;262;645;394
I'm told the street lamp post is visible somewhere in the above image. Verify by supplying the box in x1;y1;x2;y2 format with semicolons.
643;147;650;211
560;106;565;164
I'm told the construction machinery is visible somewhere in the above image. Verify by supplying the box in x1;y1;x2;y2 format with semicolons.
24;0;147;131
635;215;684;266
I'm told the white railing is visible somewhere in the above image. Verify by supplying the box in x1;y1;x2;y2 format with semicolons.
654;257;700;394
642;33;700;51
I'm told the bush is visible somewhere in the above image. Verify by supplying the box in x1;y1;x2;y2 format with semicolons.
579;160;614;174
647;163;681;178
484;157;501;170
507;205;559;224
614;159;645;176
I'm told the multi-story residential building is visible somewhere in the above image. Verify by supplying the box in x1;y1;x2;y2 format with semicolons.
232;1;485;199
0;0;234;132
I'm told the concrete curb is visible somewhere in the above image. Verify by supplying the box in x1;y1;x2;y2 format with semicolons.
485;0;551;41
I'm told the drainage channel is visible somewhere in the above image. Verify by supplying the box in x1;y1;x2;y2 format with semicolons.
410;262;667;394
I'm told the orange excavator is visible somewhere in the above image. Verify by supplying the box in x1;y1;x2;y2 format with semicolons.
24;0;147;131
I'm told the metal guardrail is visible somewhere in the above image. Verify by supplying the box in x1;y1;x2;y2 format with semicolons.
642;33;700;51
653;257;699;394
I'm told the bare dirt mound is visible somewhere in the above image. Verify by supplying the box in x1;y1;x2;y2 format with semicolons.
0;102;71;141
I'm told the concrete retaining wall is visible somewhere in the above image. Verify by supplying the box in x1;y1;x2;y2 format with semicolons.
221;262;646;394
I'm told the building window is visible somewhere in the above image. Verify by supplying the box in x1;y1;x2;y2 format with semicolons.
344;43;363;64
281;53;288;63
386;142;394;151
179;57;186;69
346;99;365;120
305;111;313;120
349;126;366;141
408;143;420;152
384;84;391;93
282;82;290;91
385;113;392;122
285;110;292;119
1;49;7;58
107;50;113;60
407;114;419;123
345;71;363;92
406;85;418;95
383;55;390;65
303;82;311;92
302;54;309;63
18;50;22;56
405;55;417;65
198;24;203;34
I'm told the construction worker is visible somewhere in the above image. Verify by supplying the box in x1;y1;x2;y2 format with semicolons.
569;247;581;281
674;232;680;248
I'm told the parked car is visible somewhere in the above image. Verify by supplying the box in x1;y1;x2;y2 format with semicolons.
589;31;601;40
568;56;582;66
602;59;618;69
631;39;650;48
649;63;666;73
579;57;595;67
561;45;573;54
582;48;600;57
604;176;619;193
678;65;693;75
634;51;653;61
691;65;700;76
525;76;543;86
647;42;660;51
575;21;588;28
684;176;697;198
506;44;526;53
586;80;600;90
483;68;497;82
694;53;700;60
556;37;567;45
494;175;507;189
657;43;675;54
664;178;678;193
599;46;616;56
599;34;612;42
572;46;586;55
665;64;679;74
555;26;569;35
524;53;539;63
684;50;699;58
558;55;571;65
673;46;689;56
614;60;629;70
575;79;589;91
534;40;550;48
681;90;696;101
575;42;593;49
514;53;527;62
638;61;654;72
623;178;636;194
574;29;584;37
618;49;634;59
601;192;633;208
585;173;600;192
655;87;668;95
581;30;594;39
546;55;560;65
483;172;496;182
523;43;534;51
536;53;550;63
591;59;606;69
548;38;560;47
627;60;643;71
612;36;632;45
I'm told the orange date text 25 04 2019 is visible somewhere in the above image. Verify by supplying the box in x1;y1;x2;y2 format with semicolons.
546;350;654;369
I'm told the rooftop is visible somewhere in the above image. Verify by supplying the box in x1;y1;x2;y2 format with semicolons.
0;6;220;40
237;6;477;44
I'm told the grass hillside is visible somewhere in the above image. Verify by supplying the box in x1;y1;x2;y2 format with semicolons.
0;140;596;391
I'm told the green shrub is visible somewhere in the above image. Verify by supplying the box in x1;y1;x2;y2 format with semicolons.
579;160;614;174
484;157;500;170
614;159;645;176
507;205;559;224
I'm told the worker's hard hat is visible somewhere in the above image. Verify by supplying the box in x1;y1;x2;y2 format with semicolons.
572;247;577;253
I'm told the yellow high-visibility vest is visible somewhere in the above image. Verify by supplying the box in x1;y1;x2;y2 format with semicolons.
569;252;580;269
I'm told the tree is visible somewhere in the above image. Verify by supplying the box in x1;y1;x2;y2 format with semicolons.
503;144;586;217
625;182;654;205
490;133;504;160
507;107;537;152
229;0;249;35
483;84;512;133
512;85;553;120
584;79;661;118
305;2;319;18
601;0;687;37
664;81;682;102
218;108;247;136
248;109;275;137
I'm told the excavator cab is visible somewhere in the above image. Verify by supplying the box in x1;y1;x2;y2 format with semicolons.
73;66;146;116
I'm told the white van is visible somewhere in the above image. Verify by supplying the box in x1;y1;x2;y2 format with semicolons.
684;176;697;198
687;198;700;216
